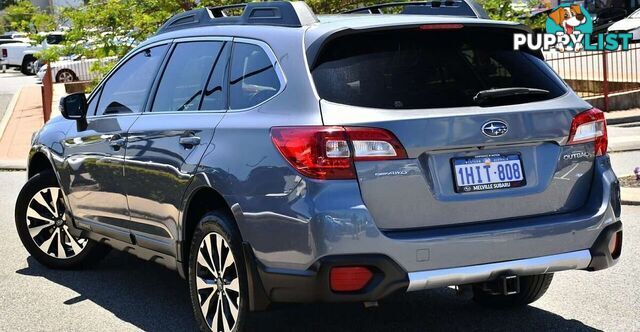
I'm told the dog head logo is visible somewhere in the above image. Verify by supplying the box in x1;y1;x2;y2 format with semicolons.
545;4;592;51
546;4;592;35
548;5;587;34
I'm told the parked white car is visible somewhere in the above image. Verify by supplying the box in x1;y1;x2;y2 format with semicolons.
608;8;640;41
36;55;117;83
0;32;65;75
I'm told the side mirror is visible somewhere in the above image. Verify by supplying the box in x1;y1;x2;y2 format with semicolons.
60;92;87;120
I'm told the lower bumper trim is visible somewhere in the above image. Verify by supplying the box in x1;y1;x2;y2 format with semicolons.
407;250;592;292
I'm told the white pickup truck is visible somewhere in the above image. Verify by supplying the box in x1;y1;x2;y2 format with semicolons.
0;32;65;75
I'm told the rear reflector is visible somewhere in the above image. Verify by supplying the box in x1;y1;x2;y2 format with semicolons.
330;266;374;292
567;108;608;156
271;126;407;180
609;231;622;259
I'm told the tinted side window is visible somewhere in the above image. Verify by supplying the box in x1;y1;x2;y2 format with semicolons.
229;43;281;110
152;41;224;113
200;42;230;111
96;45;168;116
86;87;101;116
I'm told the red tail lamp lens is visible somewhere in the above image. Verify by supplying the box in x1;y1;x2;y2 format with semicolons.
567;108;608;156
271;126;407;180
330;266;374;292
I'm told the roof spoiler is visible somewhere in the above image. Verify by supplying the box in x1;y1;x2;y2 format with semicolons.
342;1;490;19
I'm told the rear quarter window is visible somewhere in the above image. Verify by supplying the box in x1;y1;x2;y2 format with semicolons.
229;43;281;110
311;27;567;109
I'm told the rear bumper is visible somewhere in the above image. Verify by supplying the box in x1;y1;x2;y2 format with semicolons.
235;156;622;306
247;221;622;305
407;250;591;291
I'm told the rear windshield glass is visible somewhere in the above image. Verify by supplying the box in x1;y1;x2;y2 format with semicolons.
311;28;567;109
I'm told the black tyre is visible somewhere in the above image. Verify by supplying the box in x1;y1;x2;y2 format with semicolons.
21;55;36;76
15;171;110;269
189;212;248;332
472;274;554;308
55;69;77;83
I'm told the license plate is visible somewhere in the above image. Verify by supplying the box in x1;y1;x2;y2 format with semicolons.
452;154;526;193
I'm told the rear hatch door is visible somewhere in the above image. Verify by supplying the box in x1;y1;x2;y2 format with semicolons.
310;25;597;230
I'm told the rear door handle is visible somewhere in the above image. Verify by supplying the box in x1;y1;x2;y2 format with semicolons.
179;135;201;148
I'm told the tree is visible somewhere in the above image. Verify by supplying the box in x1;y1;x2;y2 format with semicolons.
0;0;56;33
477;0;546;30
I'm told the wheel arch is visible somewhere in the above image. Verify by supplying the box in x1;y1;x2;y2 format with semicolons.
28;150;55;179
22;53;36;62
179;184;242;267
179;182;270;311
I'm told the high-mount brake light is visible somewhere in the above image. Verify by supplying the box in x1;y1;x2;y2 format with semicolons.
271;126;407;180
418;24;464;30
567;108;608;156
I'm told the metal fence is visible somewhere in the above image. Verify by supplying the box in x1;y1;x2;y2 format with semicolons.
545;43;640;110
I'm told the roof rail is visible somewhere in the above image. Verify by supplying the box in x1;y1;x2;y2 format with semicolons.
156;1;318;35
342;1;489;19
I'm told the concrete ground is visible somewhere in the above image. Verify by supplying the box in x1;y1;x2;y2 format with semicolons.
0;150;638;331
0;73;65;168
0;85;44;165
0;70;36;120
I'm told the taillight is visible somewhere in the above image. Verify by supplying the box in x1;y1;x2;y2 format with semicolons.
271;126;407;180
1;49;7;58
347;127;408;161
567;108;608;156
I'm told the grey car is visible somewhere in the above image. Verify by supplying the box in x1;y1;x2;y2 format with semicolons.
14;2;623;331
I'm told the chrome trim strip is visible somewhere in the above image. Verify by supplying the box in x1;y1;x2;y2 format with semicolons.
406;250;592;292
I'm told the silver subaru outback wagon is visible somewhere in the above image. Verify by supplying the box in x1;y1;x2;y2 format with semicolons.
15;1;622;331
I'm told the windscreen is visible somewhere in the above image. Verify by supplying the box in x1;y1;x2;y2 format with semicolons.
311;27;567;109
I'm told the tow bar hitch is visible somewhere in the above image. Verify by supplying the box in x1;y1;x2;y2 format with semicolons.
482;275;520;295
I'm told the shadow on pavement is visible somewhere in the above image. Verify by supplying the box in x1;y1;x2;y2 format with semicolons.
17;252;601;332
17;252;196;331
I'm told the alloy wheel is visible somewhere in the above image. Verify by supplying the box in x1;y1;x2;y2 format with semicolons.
27;61;37;75
195;232;240;332
58;71;75;83
26;187;87;259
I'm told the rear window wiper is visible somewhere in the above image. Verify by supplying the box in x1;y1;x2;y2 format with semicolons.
473;87;550;105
